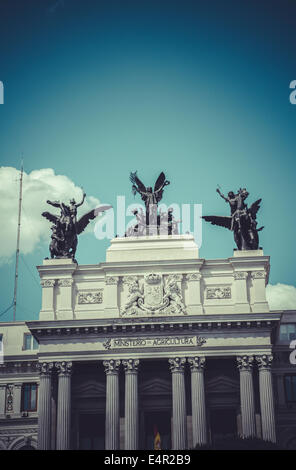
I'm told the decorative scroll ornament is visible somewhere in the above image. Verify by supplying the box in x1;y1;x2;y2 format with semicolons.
41;279;55;288
188;356;206;371
78;291;103;304
206;287;231;299
168;357;186;373
105;276;119;285
122;359;139;373
234;271;248;280
37;362;54;376
57;279;73;287
120;274;186;316
55;361;73;376
103;359;121;375
255;354;273;370
5;385;13;413
237;355;254;371
186;273;202;281
251;271;266;280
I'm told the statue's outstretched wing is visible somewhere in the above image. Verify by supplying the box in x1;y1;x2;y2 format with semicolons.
130;171;146;196
249;199;261;219
154;172;169;202
42;211;58;224
202;215;232;230
76;205;112;235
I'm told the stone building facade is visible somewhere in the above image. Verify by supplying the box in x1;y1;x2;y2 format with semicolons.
0;235;295;450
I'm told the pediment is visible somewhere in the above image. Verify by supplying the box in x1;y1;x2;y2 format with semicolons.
206;375;239;394
139;377;171;395
72;380;105;398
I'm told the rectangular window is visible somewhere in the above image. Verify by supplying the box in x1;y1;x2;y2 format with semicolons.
279;324;296;341
23;333;39;350
285;375;296;403
21;383;38;412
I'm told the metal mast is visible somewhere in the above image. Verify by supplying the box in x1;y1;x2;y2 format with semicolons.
13;161;23;321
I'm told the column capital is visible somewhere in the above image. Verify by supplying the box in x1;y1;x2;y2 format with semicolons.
106;276;119;285
122;359;139;373
188;356;205;371
103;359;121;375
255;354;273;370
38;362;54;376
237;355;254;371
55;361;73;376
41;279;56;288
186;273;201;282
169;357;186;373
234;271;248;280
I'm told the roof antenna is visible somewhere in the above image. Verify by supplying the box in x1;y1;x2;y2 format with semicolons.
13;159;24;322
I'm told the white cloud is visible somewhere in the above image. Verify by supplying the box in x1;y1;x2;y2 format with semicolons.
266;283;296;311
0;167;100;262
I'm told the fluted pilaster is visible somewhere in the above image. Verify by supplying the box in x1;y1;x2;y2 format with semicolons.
37;362;53;450
188;356;207;447
123;359;139;450
55;361;73;450
169;357;187;450
104;359;121;450
237;356;256;438
256;355;276;443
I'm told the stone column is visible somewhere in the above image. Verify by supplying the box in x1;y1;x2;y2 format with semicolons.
233;271;250;313
185;273;203;315
169;357;187;450
104;359;121;450
188;356;207;447
0;384;6;416
255;355;276;443
237;356;256;438
37;362;53;450
40;279;56;321
251;271;269;313
105;276;120;315
123;359;139;450
56;279;74;320
55;361;73;450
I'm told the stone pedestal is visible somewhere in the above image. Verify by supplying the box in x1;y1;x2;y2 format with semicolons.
256;355;276;443
169;357;187;450
123;359;139;450
104;359;120;450
237;356;256;438
37;362;53;450
188;356;207;447
56;361;73;450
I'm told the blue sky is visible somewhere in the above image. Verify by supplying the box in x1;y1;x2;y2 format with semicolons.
0;0;296;321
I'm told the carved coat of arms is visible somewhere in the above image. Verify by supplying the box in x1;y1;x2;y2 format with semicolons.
120;274;186;316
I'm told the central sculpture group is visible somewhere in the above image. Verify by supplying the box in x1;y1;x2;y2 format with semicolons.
42;171;264;260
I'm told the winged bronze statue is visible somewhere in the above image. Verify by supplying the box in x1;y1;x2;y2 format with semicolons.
42;193;112;260
203;187;264;250
129;171;170;229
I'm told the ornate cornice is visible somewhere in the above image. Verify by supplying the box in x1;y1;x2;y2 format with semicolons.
122;359;139;373
103;359;121;375
255;354;273;370
188;356;205;371
168;357;186;373
55;361;73;376
237;355;254;371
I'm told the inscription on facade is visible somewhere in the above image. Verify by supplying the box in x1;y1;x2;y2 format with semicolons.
103;335;206;350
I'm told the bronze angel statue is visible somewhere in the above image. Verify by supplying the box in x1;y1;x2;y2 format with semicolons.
42;191;112;260
129;171;170;228
203;187;264;250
